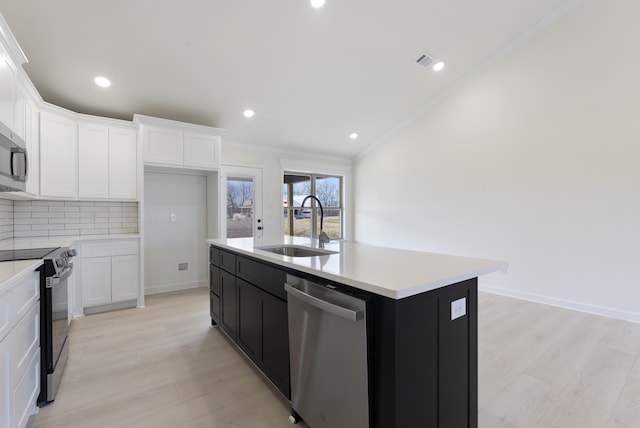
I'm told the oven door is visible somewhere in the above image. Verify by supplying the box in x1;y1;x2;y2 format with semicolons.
50;267;71;370
41;266;72;403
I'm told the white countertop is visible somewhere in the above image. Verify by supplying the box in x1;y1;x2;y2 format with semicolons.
0;259;43;294
207;237;508;299
0;234;139;292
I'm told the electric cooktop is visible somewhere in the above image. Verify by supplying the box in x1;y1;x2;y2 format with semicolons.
0;247;59;262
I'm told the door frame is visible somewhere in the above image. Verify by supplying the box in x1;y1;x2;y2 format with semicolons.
220;165;263;239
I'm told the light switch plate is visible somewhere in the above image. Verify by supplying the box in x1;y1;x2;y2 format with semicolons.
451;297;466;321
170;213;177;222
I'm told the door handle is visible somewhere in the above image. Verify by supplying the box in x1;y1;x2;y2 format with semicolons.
285;283;363;321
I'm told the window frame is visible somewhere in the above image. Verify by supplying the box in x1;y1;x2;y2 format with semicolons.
280;159;351;241
283;174;344;240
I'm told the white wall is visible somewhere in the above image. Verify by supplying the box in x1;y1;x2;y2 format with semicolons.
144;172;208;294
354;0;640;320
222;142;353;240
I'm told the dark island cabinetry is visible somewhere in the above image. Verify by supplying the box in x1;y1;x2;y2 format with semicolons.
209;245;291;399
210;243;479;427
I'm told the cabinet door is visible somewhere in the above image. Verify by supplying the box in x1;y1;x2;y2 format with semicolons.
40;112;78;198
209;264;220;296
12;348;39;428
237;279;260;363
0;46;17;131
10;303;39;390
82;257;112;307
0;290;10;343
0;339;9;428
78;123;109;198
23;100;39;196
260;291;291;398
219;270;237;340
210;292;220;325
13;84;26;140
142;127;183;165
183;133;218;169
108;127;137;199
111;254;138;302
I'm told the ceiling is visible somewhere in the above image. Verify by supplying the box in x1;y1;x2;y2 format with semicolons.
0;0;571;158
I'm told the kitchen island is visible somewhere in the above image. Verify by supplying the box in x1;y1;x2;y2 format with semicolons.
207;236;507;428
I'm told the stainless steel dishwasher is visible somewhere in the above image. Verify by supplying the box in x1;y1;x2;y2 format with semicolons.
285;274;369;428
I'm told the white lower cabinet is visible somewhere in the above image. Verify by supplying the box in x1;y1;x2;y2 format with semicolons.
81;257;111;307
0;339;9;428
81;239;139;310
0;269;40;428
111;255;139;302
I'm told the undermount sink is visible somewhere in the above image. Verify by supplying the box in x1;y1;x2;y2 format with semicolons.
255;245;338;257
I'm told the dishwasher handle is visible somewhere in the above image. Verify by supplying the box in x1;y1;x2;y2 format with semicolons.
285;283;364;321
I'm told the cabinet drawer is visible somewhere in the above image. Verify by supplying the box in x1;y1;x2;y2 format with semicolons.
0;290;11;342
210;265;220;296
82;239;139;258
12;271;40;323
11;303;39;389
236;256;286;300
219;250;236;274
209;246;220;267
13;348;40;428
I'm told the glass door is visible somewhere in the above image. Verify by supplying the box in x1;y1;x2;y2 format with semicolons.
221;166;263;239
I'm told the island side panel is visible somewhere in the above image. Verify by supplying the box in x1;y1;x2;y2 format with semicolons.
371;278;478;427
437;278;478;428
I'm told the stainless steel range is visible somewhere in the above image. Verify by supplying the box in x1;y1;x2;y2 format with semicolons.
35;247;76;404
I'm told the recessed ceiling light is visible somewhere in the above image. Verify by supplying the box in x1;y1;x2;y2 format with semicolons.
432;61;445;72
310;0;325;8
349;133;359;140
243;109;255;118
94;76;111;88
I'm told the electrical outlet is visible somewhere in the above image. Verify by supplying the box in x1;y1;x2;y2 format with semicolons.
451;297;466;321
170;213;177;222
178;262;189;271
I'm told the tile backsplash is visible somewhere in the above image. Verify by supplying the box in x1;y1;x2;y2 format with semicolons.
10;200;138;238
0;199;13;241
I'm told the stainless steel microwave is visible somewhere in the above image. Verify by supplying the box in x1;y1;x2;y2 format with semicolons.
0;119;27;192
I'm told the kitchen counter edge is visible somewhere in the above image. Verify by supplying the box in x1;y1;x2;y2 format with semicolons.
207;237;508;300
0;234;139;291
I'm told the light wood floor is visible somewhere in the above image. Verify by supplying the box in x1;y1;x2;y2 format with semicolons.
27;288;640;427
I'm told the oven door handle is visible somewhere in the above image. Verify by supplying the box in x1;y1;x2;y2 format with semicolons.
46;264;73;288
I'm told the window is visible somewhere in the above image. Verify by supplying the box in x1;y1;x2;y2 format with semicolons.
226;176;255;238
283;173;343;240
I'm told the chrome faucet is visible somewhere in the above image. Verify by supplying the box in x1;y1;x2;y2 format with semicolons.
300;195;331;248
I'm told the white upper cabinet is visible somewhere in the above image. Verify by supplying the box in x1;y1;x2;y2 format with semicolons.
183;132;219;169
22;99;39;196
0;43;17;132
78;123;137;200
78;123;109;198
142;126;183;166
39;111;78;199
108;127;137;199
0;15;27;137
136;114;223;171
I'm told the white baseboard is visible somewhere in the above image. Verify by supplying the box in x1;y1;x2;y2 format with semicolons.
145;280;208;295
479;283;640;323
